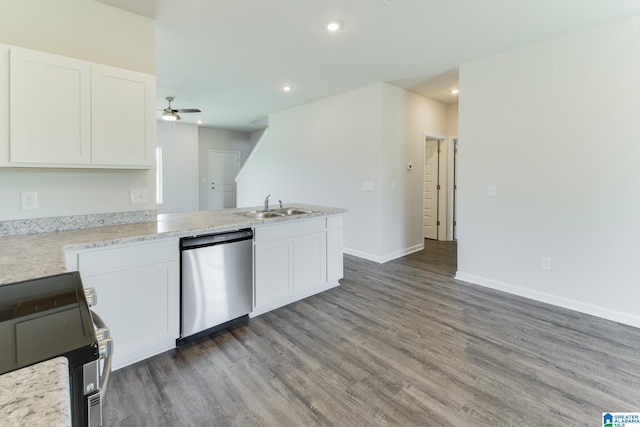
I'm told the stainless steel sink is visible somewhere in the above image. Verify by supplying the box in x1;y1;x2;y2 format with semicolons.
237;207;316;219
239;211;285;219
273;208;314;215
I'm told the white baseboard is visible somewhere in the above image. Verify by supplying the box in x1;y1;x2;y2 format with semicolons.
343;243;424;264
455;271;640;329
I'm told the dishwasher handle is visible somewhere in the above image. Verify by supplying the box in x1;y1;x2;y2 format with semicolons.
181;229;253;250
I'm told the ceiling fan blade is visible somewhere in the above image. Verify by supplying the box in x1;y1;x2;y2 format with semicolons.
176;108;201;113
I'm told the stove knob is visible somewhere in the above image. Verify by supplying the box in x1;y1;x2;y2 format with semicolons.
95;327;110;341
98;337;113;359
84;288;97;307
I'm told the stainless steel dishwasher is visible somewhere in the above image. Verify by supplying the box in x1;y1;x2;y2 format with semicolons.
179;228;253;342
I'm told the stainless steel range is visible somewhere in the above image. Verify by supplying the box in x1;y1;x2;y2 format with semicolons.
0;271;112;426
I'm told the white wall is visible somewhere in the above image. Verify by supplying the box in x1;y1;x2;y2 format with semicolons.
0;168;153;221
447;104;459;137
156;122;199;213
198;127;255;210
380;84;449;257
0;0;154;74
457;17;640;327
0;0;156;221
237;82;449;261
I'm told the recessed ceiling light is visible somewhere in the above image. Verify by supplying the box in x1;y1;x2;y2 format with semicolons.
326;21;342;32
450;89;459;95
282;85;292;92
197;120;203;125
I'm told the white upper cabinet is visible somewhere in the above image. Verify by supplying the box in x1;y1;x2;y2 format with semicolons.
2;45;155;169
91;65;155;167
9;48;91;165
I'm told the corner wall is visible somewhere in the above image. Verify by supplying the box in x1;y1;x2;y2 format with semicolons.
380;84;448;258
156;122;199;214
237;83;449;261
457;17;640;326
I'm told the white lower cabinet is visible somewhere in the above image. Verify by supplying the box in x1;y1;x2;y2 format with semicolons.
252;215;343;316
254;238;293;309
293;231;326;294
65;238;179;370
62;213;343;367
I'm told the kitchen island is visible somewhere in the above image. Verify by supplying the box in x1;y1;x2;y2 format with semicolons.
0;204;346;370
0;204;345;285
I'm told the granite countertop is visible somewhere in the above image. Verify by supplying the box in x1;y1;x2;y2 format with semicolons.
0;204;347;285
0;357;71;427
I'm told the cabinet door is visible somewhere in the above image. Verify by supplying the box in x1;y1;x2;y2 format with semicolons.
9;48;91;164
254;239;293;310
91;65;155;167
81;261;179;370
293;232;326;294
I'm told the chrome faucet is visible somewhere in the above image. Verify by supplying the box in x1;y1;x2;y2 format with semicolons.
264;194;271;211
278;200;283;209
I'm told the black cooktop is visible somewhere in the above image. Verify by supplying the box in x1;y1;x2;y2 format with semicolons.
0;271;99;375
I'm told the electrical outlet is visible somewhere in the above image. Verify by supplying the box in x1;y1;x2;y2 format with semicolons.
539;256;552;271
130;189;148;204
20;192;38;210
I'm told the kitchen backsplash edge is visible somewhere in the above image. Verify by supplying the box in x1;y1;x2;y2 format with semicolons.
0;210;157;236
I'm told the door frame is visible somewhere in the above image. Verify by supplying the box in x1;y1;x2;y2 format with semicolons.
450;137;458;241
422;133;449;241
423;138;440;240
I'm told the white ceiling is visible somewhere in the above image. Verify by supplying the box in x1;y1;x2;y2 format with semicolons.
98;0;640;132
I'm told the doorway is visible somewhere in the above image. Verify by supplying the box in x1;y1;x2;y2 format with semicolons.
208;150;240;210
424;138;440;240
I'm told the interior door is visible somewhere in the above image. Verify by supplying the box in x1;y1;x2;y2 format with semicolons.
424;139;439;240
208;150;240;210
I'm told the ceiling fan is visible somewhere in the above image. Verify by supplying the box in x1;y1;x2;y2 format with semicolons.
160;96;201;121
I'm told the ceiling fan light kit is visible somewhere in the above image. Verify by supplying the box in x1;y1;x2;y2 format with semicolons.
162;111;180;121
160;96;201;122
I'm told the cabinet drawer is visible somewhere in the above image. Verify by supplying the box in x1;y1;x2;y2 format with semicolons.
255;218;324;243
77;238;178;276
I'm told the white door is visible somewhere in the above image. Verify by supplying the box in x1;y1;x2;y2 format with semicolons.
208;150;240;210
424;139;439;240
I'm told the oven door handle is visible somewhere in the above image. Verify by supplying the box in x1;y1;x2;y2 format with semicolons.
90;309;113;395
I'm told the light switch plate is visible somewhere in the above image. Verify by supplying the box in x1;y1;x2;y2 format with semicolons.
362;181;375;191
488;185;497;196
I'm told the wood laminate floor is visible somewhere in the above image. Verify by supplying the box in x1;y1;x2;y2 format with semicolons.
104;240;640;426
